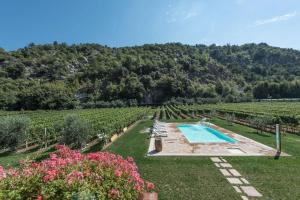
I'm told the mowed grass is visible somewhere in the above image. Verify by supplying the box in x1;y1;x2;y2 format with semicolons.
210;118;300;200
0;151;34;167
105;120;240;200
0;147;54;168
106;119;300;200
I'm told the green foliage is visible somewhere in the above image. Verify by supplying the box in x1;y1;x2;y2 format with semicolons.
225;113;235;125
0;78;19;109
0;116;30;150
59;114;90;149
0;107;150;150
1;42;300;110
253;80;300;99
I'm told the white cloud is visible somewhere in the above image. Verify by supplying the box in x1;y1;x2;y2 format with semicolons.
254;11;297;26
183;11;198;20
165;1;201;23
166;10;199;23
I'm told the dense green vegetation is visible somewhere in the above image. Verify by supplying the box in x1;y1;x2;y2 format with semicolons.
0;116;30;150
0;107;150;151
106;119;300;200
1;42;300;110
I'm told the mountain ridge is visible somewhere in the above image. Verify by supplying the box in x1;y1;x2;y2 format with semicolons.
0;42;300;110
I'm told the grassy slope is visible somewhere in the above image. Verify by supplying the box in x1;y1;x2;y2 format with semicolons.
210;118;300;200
0;147;54;168
0;151;34;167
105;120;240;200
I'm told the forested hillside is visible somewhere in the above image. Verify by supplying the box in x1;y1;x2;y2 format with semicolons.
0;42;300;110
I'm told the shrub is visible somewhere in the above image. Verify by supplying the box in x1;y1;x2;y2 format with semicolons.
110;100;126;108
0;116;30;150
59;115;90;149
127;99;138;107
0;146;155;199
95;101;110;108
81;102;96;109
225;113;236;125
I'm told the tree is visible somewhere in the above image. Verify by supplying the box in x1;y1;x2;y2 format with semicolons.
5;63;26;79
253;82;269;99
0;78;19;109
59;114;90;149
18;81;77;110
0;116;30;150
120;74;145;101
0;42;300;109
40;82;78;109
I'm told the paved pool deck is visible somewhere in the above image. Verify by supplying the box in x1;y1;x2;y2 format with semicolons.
147;122;289;156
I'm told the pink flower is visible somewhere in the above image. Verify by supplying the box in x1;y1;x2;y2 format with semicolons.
55;145;66;150
0;166;6;180
0;146;152;197
114;169;122;178
85;168;91;177
66;170;84;185
146;181;155;191
134;184;143;192
24;168;34;177
43;169;58;182
127;156;134;163
7;168;18;177
109;188;120;199
50;153;58;160
33;163;41;168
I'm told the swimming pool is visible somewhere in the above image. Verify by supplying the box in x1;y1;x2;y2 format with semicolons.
176;124;237;143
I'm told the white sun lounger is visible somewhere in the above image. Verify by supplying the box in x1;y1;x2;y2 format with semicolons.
153;125;167;130
153;130;168;137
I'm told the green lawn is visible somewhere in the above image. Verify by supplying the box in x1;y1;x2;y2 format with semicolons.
0;151;34;167
210;118;300;200
105;119;300;200
105;120;240;200
0;147;54;168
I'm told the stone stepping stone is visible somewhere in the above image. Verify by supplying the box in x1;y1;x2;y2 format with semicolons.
220;163;232;168
241;195;249;200
233;186;242;193
240;186;263;197
229;169;241;177
214;163;221;168
210;157;263;198
211;157;222;162
226;177;243;185
241;178;250;184
219;169;231;176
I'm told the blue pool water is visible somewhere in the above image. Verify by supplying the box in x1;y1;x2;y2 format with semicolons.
176;124;236;143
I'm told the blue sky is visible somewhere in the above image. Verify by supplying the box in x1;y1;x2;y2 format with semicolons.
1;0;300;50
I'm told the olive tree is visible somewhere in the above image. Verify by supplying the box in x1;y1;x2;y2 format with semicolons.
0;116;30;150
59;114;90;149
225;113;236;125
249;116;272;134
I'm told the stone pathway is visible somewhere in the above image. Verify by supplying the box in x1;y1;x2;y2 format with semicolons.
211;157;263;200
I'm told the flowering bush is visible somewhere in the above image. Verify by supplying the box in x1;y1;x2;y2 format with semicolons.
0;145;155;200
